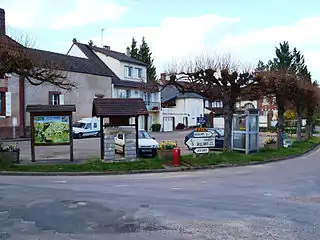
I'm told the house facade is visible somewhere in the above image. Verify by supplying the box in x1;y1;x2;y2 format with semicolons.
0;8;114;138
67;41;161;131
161;85;210;131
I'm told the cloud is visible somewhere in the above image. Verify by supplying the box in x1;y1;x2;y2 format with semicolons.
1;0;44;29
86;14;239;73
49;0;127;30
217;16;320;79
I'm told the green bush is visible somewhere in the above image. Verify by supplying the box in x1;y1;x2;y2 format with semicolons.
151;123;161;132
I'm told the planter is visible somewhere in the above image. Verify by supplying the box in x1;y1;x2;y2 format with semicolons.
0;151;20;166
158;149;173;159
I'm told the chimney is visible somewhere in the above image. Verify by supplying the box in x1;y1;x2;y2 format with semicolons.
103;45;110;50
0;8;5;35
160;73;166;82
126;46;130;56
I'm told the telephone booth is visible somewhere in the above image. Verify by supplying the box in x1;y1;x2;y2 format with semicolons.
231;109;259;154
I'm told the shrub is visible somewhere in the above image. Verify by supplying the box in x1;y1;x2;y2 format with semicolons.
176;123;185;130
151;123;161;132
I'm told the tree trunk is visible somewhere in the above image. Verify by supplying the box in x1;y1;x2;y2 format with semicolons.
306;106;314;138
277;104;285;148
223;104;233;151
296;105;303;141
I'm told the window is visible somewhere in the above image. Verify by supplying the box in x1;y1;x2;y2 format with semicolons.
49;91;63;105
93;123;97;128
0;91;5;116
136;68;142;78
118;134;123;140
143;92;151;105
244;103;255;110
126;89;131;98
125;66;133;77
85;123;92;129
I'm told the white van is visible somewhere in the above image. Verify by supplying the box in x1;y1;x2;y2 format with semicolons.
114;129;159;157
72;117;100;139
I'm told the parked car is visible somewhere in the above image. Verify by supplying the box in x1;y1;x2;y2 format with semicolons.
114;129;159;157
73;117;100;139
184;128;224;150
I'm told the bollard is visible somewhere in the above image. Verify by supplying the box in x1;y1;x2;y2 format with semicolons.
173;147;180;167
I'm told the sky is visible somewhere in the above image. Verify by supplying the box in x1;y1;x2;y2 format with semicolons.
2;0;320;80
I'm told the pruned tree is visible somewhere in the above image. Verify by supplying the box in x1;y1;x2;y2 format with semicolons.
165;54;256;151
0;34;76;90
304;82;320;138
256;41;312;146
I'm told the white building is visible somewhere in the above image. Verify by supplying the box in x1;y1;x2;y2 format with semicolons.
67;40;161;130
160;86;211;131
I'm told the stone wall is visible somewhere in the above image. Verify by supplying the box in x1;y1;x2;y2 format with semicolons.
104;127;137;161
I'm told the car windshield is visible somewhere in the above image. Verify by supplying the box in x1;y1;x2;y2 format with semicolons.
138;130;152;139
73;122;86;128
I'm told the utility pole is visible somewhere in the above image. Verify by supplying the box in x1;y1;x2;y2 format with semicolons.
101;28;104;47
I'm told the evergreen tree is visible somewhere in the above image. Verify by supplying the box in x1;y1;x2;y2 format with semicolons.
138;37;157;82
129;37;139;59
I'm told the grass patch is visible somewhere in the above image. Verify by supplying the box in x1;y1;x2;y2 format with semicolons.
0;137;319;173
0;157;167;172
181;137;320;167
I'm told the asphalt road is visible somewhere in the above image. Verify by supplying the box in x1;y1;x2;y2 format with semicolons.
1;147;320;239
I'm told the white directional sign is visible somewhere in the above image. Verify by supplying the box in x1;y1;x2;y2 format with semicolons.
186;137;215;148
194;131;213;138
194;148;209;154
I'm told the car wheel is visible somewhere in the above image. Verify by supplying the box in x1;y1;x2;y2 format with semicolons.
78;133;83;139
122;145;125;154
96;132;101;137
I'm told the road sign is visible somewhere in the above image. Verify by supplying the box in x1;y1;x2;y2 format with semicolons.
194;148;209;154
196;127;207;132
197;116;206;124
194;131;213;138
186;137;215;148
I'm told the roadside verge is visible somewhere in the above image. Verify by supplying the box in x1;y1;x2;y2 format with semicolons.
0;137;319;176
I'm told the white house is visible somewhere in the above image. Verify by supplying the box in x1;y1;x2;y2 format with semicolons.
67;40;161;130
160;86;211;131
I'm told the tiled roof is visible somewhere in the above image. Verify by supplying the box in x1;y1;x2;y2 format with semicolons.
73;42;156;90
161;85;205;103
26;48;113;77
90;45;147;66
26;104;76;113
92;98;148;117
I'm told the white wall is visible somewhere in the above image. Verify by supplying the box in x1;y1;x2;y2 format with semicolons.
161;98;204;130
67;45;88;59
94;52;121;78
120;62;147;82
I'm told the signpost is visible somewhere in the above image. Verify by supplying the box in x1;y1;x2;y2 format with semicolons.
194;148;209;154
185;127;216;156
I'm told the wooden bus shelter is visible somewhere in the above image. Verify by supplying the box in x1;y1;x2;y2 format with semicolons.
92;98;148;159
26;104;76;162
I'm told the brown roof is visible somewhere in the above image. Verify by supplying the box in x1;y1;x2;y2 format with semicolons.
92;98;148;117
26;104;76;113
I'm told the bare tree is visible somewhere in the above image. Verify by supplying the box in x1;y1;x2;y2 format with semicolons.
0;33;76;90
165;54;256;151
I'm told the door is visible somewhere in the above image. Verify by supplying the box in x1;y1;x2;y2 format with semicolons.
183;117;188;128
163;117;174;132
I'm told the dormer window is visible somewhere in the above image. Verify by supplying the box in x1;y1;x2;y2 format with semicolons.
136;68;142;78
125;66;133;77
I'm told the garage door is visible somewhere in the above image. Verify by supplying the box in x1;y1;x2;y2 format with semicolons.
163;117;174;132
